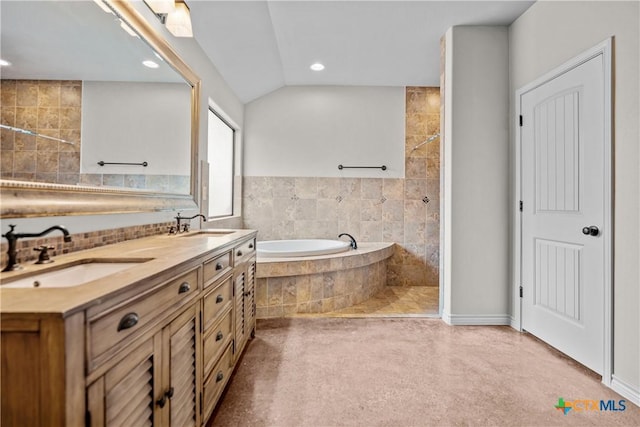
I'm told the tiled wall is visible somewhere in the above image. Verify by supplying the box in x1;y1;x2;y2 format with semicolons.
1;80;82;184
1;79;190;194
0;221;174;269
78;173;190;194
243;86;441;286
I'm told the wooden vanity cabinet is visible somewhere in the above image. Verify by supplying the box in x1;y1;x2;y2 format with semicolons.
86;304;201;427
0;232;257;427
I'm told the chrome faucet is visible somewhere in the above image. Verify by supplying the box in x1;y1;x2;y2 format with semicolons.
170;213;207;234
338;233;358;250
2;225;72;272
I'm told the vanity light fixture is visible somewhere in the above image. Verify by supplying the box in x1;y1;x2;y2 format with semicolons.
144;0;175;15
144;0;193;38
0;59;11;67
310;62;325;71
142;60;160;69
165;1;193;38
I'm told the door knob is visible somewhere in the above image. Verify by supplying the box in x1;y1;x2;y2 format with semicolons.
582;226;599;236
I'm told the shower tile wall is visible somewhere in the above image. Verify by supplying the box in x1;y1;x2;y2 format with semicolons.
1;79;189;193
1;80;82;184
243;87;440;286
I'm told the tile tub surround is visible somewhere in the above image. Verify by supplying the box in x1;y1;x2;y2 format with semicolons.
243;87;440;287
255;242;394;318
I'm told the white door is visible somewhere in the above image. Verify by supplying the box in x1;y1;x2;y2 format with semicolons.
520;53;606;374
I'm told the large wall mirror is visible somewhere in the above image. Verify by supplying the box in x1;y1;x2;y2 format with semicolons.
0;0;200;218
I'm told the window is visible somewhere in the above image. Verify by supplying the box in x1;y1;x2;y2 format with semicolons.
207;109;235;218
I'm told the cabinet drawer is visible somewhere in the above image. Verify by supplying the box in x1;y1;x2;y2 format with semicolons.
203;309;233;378
203;250;232;288
202;275;233;331
88;268;199;369
203;343;233;420
234;238;256;265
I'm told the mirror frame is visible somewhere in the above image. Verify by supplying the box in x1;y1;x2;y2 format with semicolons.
0;0;200;218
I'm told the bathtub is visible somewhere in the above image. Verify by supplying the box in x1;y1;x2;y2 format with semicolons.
255;242;395;318
257;239;351;258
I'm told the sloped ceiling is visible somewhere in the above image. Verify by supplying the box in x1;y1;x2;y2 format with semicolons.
190;1;535;102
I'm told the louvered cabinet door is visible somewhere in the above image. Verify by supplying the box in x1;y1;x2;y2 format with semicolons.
166;305;200;427
244;259;256;339
87;336;161;427
233;269;246;359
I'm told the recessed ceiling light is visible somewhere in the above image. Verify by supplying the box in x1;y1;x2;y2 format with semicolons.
310;63;325;71
143;60;160;69
0;59;11;67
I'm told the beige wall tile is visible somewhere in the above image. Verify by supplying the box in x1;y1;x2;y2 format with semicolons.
16;82;38;107
361;178;383;199
295;177;318;198
383;178;404;200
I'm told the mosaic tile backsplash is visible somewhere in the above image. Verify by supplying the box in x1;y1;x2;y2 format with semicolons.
0;221;174;269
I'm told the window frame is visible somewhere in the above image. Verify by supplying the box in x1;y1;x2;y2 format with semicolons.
206;107;236;219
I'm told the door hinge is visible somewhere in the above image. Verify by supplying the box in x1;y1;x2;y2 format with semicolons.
519;201;523;212
519;115;523;127
85;411;91;427
519;286;523;298
199;311;203;333
199;392;203;415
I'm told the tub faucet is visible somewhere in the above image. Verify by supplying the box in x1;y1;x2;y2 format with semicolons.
171;213;207;234
338;233;358;250
2;224;72;272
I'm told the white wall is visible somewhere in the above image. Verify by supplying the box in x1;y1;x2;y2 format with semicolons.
509;0;640;399
244;86;405;178
82;81;191;175
442;26;510;324
3;1;244;230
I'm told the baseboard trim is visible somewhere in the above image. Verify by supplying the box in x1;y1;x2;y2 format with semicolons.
441;312;511;326
509;316;521;331
611;375;640;407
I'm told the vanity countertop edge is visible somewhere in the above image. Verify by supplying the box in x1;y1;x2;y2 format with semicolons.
0;229;257;316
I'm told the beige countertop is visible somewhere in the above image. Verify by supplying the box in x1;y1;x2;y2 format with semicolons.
0;229;256;316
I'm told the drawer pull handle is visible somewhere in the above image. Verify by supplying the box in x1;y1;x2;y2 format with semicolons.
215;262;223;271
244;291;251;296
216;294;224;304
166;387;174;399
117;313;139;332
216;331;224;341
178;282;191;294
216;371;224;383
237;250;243;257
248;243;254;249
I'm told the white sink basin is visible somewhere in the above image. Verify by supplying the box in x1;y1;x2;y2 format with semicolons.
2;258;152;288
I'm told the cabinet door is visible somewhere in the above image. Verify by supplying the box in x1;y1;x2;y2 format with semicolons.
165;306;200;427
87;336;161;427
233;268;247;357
244;259;256;339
